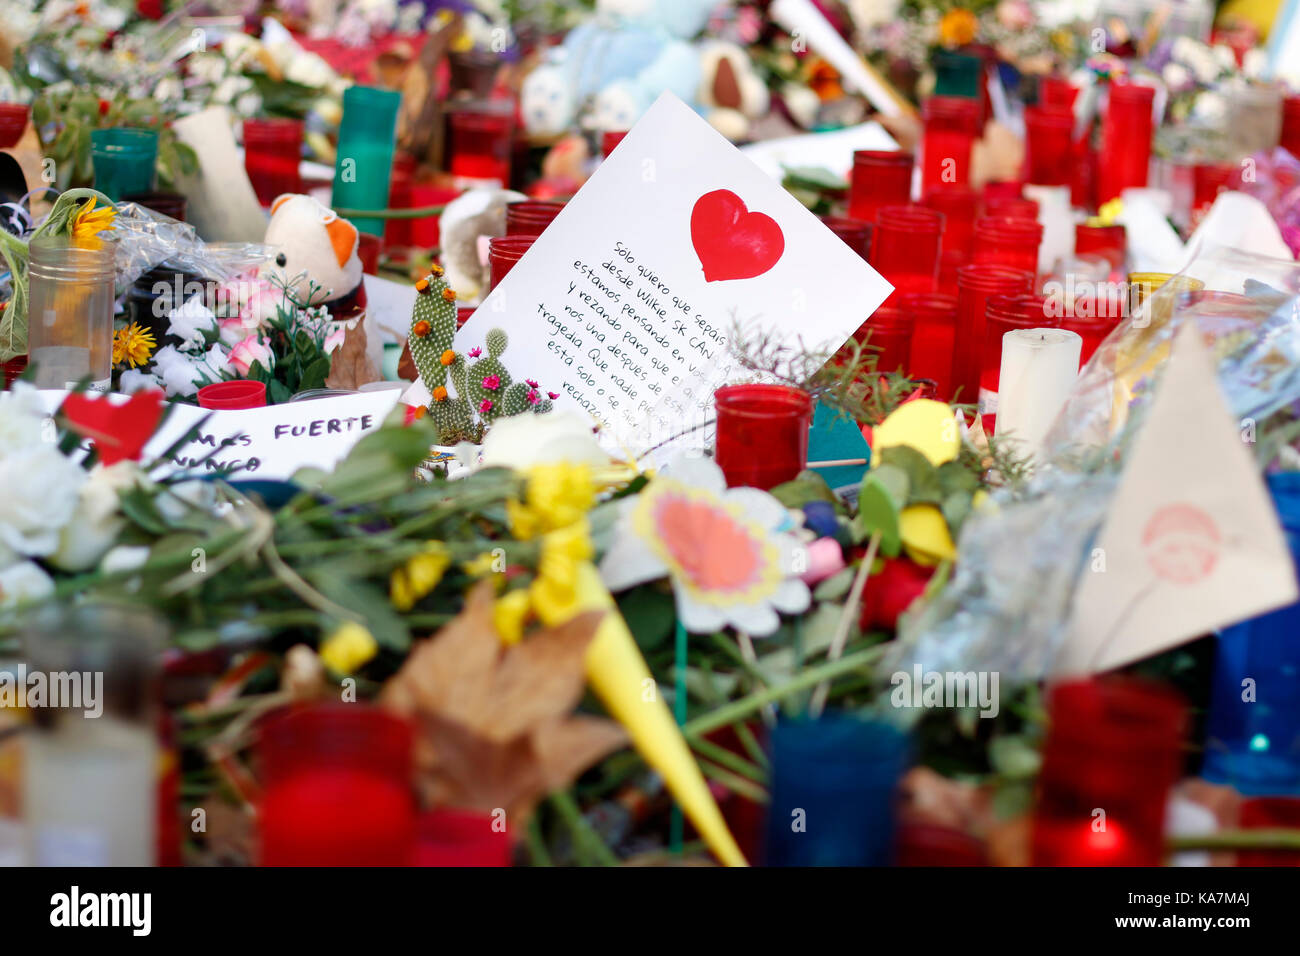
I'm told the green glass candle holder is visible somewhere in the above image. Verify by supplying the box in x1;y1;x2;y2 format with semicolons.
90;127;158;201
331;85;402;237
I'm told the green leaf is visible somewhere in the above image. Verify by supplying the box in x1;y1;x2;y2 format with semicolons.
118;486;170;535
769;469;841;511
938;459;980;496
880;444;943;504
268;379;293;405
989;736;1043;779
940;491;971;538
869;463;910;510
852;475;901;556
307;570;410;652
616;584;676;652
813;565;856;601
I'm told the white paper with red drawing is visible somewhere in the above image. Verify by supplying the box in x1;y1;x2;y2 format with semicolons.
456;92;893;458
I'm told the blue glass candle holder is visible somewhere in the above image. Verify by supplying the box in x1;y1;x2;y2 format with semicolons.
763;714;909;866
1202;472;1300;795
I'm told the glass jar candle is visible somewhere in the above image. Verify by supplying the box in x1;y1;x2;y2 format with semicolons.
921;186;977;260
982;180;1024;205
0;102;28;149
1098;82;1155;205
487;235;536;292
415;809;512;866
1074;222;1127;274
27;235;117;391
447;105;515;186
979;293;1057;430
1191;163;1238;227
90;127;158;201
984;196;1039;222
921;96;980;192
601;130;628;157
848;150;913;223
1038;74;1079;111
763;715;908;866
951;264;1033;406
900;292;958;400
870;205;943;298
505;199;565;237
258;704;416;866
331;85;402;237
849;305;913;374
243;117;304;205
20;603;165;866
972;216;1043;278
1225;81;1283;157
1031;678;1187;866
713;384;813;490
1282;95;1300;158
820;215;872;262
1023;107;1074;187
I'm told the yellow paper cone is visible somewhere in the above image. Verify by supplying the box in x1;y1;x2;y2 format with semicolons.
562;561;747;867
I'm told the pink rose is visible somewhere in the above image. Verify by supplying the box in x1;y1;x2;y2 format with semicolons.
228;335;274;376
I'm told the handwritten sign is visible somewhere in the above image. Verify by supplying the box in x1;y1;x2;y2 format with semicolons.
457;92;892;457
39;390;403;482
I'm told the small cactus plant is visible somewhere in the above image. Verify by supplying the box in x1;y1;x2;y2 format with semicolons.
407;266;553;444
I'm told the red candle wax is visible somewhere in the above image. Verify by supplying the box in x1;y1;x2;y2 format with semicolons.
849;150;914;223
243;118;303;205
972;216;1043;279
900;292;958;400
448;108;514;185
1023;107;1074;187
1098;82;1155;205
714;384;813;490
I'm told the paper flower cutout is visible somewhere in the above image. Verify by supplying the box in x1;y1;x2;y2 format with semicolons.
599;455;810;636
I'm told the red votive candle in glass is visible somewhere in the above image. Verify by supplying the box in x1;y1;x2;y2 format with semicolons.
900;292;958;399
922;186;977;260
385;151;416;250
357;232;381;275
197;380;267;409
416;809;512;866
1074;222;1126;274
850;305;914;374
871;205;943;298
922;96;980;191
984;196;1040;221
1031;678;1187;867
972;216;1043;278
1039;74;1079;111
1023;106;1074;186
448;106;514;185
1060;304;1120;366
505;199;565;237
821;215;873;261
951;264;1033;406
243;118;304;205
1237;798;1300;866
982;180;1023;205
849;150;914;222
1191;163;1238;226
487;235;536;291
0;102;30;149
714;384;813;489
602;130;629;157
1282;95;1300;158
1098;82;1155;205
259;705;417;866
980;293;1056;432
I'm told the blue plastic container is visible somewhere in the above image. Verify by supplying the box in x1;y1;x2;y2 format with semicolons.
763;714;908;866
1202;472;1300;795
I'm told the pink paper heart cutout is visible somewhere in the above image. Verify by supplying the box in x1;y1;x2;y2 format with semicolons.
690;189;785;282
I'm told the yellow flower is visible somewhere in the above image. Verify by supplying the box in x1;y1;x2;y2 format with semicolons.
492;589;531;646
390;542;452;612
938;8;978;47
71;198;117;242
112;323;156;369
506;463;595;540
319;621;378;674
529;519;593;625
1096;198;1124;227
462;550;500;577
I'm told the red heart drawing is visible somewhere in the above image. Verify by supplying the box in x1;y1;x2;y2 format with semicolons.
690;189;785;282
61;389;166;466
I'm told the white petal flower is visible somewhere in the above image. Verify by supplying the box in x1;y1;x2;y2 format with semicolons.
48;461;140;572
0;446;85;557
167;294;218;349
0;381;52;456
152;346;204;398
0;560;54;608
480;412;610;470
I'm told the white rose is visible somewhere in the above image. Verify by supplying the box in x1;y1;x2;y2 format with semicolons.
0;445;85;557
0;381;51;456
0;560;54;609
156;479;217;524
1242;49;1267;80
101;545;150;574
153;345;204;398
285;52;336;89
480;411;611;469
119;368;160;394
48;461;140;572
213;74;252;105
167;294;218;348
1161;63;1191;92
199;343;232;380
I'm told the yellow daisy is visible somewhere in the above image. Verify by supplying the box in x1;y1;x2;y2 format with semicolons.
112;323;156;369
71;198;117;241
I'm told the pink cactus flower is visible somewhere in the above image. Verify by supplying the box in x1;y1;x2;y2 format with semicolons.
468;347;483;358
527;389;540;405
481;374;501;390
547;391;559;400
479;399;493;414
526;379;539;388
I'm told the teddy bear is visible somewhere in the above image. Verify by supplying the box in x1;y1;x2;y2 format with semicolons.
263;193;364;308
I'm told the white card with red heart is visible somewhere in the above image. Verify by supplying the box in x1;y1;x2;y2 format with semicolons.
455;91;892;457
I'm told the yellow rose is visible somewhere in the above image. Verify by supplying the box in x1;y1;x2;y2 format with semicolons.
390;543;452;612
319;621;378;674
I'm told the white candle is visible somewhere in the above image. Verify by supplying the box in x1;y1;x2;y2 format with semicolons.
994;328;1082;461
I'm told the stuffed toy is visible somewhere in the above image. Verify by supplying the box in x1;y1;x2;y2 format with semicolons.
696;39;770;141
263;194;364;310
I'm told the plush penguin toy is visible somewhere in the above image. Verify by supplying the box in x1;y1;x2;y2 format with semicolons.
263;194;365;315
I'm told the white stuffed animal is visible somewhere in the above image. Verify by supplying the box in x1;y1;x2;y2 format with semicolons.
263;194;363;306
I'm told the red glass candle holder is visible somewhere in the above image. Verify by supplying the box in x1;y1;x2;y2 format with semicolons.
448;107;514;185
1060;307;1120;366
850;305;914;374
982;180;1023;205
408;184;462;250
1237;798;1300;866
487;235;536;292
972;216;1043;277
357;232;381;275
900;292;958;400
1023;107;1074;187
456;306;476;329
714;384;813;490
1098;82;1155;205
871;205;943;298
980;293;1056;431
921;186;977;261
983;196;1040;221
385;151;417;250
1282;95;1300;159
0;102;29;149
415;809;512;866
820;215;873;261
1039;74;1079;111
895;822;987;866
849;150;914;222
921;96;980;192
1074;222;1126;274
1031;678;1187;867
243;118;304;205
506;199;565;237
602;130;628;157
951;264;1033;405
197;380;267;409
1191;163;1238;226
258;704;416;866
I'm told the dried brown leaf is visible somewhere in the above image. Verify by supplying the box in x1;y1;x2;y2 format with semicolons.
324;320;381;390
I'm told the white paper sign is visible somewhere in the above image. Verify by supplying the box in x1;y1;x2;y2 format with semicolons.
458;92;892;458
1059;325;1298;674
39;390;402;482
